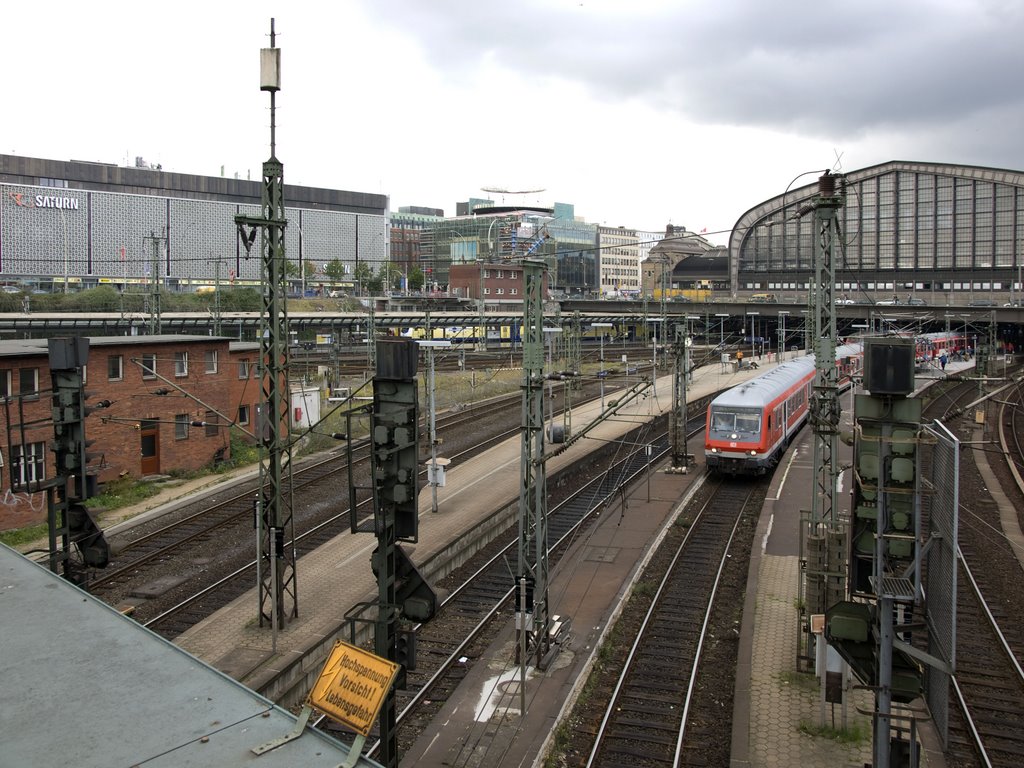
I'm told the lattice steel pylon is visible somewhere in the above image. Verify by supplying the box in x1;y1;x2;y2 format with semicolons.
565;311;583;437
234;20;296;628
669;324;693;472
143;230;164;335
518;259;551;666
804;170;847;620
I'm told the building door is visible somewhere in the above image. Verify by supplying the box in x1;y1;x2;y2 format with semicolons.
140;419;160;475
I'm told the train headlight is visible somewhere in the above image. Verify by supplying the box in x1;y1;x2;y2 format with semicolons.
749;450;757;456
710;447;718;453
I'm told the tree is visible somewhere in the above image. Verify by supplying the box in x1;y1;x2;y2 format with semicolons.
323;258;348;283
409;266;425;291
353;261;376;295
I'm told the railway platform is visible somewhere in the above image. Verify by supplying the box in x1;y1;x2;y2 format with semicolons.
171;354;770;695
410;356;970;767
148;351;772;755
728;359;978;768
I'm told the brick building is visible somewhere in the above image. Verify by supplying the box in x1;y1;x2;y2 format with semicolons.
448;262;549;301
1;335;262;530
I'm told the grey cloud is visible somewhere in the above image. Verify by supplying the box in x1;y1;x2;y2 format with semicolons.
362;0;1024;142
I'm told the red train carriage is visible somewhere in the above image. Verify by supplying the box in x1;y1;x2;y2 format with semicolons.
705;343;863;475
914;331;967;365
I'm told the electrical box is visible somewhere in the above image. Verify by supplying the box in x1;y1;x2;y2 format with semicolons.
863;337;915;396
48;337;90;370
260;47;281;92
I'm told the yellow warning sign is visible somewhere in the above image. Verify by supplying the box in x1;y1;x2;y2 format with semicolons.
309;640;399;736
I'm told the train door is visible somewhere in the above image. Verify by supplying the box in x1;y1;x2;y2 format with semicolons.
140;419;160;475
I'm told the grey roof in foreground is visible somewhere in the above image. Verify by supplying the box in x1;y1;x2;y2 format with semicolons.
0;544;382;768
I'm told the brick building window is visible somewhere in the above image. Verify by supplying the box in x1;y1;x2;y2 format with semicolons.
141;353;157;379
174;351;188;377
19;368;39;398
175;413;189;439
204;350;218;374
0;370;10;399
107;355;123;381
238;404;250;425
238;358;251;379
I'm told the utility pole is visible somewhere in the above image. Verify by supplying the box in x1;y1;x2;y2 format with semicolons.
143;230;165;334
565;311;582;438
233;19;296;628
477;259;487;352
213;256;224;336
517;259;550;671
803;171;846;640
668;323;694;472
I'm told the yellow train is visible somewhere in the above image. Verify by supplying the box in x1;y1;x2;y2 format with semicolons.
399;326;486;342
652;279;714;302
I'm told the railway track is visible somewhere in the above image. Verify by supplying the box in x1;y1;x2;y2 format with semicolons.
582;477;766;767
84;389;533;621
918;370;1024;766
349;422;703;760
939;377;1024;767
88;372;652;632
946;551;1024;767
308;342;659;377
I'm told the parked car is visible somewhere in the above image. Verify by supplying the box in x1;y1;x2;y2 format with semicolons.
969;299;997;307
906;297;926;306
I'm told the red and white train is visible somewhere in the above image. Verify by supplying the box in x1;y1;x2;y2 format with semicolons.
704;343;863;475
914;331;967;365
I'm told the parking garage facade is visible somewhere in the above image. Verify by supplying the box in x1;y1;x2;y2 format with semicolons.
0;154;389;293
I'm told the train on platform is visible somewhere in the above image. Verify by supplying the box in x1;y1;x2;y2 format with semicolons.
914;331;968;365
396;319;645;346
399;325;488;343
705;343;863;475
652;279;714;303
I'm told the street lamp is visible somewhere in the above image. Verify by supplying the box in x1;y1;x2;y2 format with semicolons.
746;311;760;358
543;327;564;440
778;311;790;361
486;216;503;259
295;223;312;299
593;322;613;409
685;316;700;381
417;340;451;514
58;207;69;294
715;313;729;352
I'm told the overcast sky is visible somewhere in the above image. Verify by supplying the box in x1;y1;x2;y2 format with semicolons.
6;1;1023;245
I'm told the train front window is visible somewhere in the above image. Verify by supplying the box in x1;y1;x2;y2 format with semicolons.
712;411;736;431
711;408;761;434
736;412;761;433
